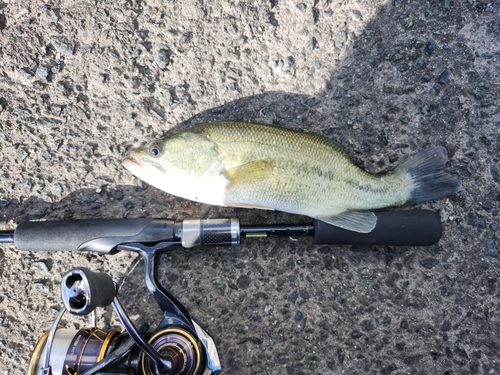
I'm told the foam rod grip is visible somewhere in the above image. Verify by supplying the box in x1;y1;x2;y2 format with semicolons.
14;218;176;253
312;210;442;246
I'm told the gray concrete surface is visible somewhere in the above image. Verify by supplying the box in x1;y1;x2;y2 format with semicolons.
0;0;498;374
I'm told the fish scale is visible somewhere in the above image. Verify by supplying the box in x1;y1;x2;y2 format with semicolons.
202;123;402;210
123;122;461;233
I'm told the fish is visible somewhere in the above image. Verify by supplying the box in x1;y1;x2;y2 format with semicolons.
123;122;461;233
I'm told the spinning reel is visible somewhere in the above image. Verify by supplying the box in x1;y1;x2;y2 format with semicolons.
0;213;441;374
27;240;221;375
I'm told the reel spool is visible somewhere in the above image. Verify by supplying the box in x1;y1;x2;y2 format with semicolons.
28;326;206;375
28;327;121;375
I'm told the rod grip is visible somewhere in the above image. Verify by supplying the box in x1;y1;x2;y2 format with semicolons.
312;210;442;246
14;219;176;253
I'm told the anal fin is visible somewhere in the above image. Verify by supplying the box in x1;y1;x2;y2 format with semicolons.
317;210;377;233
224;202;274;210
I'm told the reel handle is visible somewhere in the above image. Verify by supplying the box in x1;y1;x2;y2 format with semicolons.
60;268;183;374
61;268;116;315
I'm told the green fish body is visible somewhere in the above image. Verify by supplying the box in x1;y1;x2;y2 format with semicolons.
123;122;460;233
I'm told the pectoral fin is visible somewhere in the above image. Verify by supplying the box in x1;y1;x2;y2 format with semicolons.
317;210;377;233
223;160;275;210
226;160;274;188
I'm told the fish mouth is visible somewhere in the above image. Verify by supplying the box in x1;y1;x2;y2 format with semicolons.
122;154;144;172
122;155;166;174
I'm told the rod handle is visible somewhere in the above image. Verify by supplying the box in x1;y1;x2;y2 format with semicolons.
14;219;177;253
312;210;442;246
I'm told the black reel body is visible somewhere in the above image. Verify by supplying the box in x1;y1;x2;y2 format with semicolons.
29;242;221;375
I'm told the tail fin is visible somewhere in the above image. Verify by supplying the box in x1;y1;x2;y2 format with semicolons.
396;147;461;203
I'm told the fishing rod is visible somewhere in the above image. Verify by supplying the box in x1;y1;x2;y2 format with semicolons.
1;209;440;252
0;209;441;375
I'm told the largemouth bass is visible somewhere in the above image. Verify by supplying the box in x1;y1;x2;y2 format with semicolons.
123;122;460;233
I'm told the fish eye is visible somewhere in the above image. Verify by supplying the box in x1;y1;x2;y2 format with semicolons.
148;144;162;157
